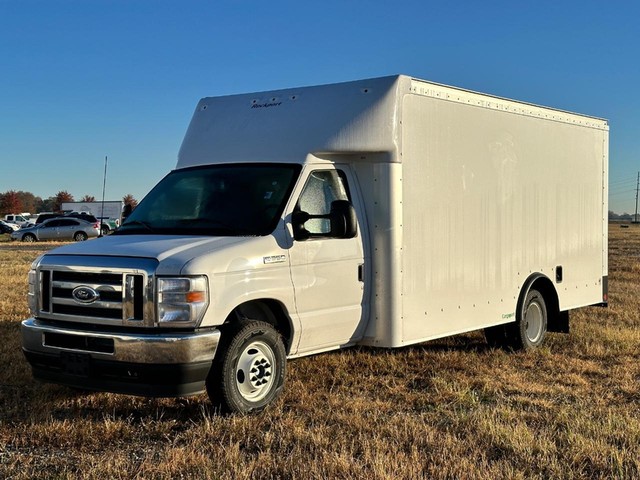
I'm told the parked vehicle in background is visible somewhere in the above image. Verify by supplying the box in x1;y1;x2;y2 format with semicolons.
31;212;118;236
34;212;62;225
65;212;98;223
11;217;100;242
96;217;119;234
61;201;123;235
4;214;31;227
65;212;118;235
0;220;19;233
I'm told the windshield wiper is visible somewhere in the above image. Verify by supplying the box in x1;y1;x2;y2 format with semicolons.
115;220;156;234
177;219;254;235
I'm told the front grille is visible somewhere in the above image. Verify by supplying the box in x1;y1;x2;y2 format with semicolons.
35;256;157;327
50;271;125;319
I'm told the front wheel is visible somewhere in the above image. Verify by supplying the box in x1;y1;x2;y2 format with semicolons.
22;233;37;242
207;319;286;414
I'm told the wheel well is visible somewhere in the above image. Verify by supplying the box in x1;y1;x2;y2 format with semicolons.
521;274;567;334
225;300;294;354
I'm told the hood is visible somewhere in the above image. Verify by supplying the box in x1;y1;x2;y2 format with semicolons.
43;234;290;276
45;234;243;266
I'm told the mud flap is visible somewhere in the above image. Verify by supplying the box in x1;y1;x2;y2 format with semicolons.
548;310;569;334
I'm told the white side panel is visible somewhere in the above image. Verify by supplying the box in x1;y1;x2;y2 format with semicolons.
400;93;608;344
601;133;609;279
352;161;404;347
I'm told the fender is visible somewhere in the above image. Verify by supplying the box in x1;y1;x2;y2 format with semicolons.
517;273;568;334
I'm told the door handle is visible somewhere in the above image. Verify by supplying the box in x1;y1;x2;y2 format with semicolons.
358;264;364;282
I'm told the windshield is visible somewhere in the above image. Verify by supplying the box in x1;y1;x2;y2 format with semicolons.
115;163;301;236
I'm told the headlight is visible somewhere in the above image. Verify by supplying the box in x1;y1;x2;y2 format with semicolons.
27;268;38;315
157;276;209;327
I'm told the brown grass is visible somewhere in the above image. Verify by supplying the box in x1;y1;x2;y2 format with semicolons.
1;228;639;479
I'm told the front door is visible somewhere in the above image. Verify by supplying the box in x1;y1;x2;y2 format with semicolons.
288;166;366;354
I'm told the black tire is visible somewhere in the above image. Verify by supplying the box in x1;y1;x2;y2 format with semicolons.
506;288;548;351
73;232;88;241
100;225;109;236
206;319;286;414
22;233;37;242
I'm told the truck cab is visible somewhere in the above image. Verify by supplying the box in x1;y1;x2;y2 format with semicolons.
22;159;367;412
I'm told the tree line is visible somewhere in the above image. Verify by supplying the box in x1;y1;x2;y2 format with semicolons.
0;190;138;217
609;210;639;222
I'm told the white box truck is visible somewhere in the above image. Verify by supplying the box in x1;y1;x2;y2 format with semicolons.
21;75;608;413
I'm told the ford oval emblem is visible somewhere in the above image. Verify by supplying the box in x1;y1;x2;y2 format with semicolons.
72;286;100;304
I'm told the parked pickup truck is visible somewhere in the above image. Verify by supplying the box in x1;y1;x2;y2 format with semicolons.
21;75;609;413
4;214;31;228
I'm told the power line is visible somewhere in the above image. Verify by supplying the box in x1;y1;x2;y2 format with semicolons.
609;189;636;197
610;176;637;184
610;185;636;192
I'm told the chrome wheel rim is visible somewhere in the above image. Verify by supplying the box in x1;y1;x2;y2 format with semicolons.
235;340;276;402
525;301;544;343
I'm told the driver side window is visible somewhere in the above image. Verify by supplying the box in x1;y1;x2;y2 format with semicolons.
297;169;350;235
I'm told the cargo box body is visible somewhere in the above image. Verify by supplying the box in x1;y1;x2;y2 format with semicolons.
179;74;608;348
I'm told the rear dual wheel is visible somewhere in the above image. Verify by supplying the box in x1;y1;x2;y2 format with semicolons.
484;288;547;351
518;289;547;348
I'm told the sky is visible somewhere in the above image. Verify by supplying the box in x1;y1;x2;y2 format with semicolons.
0;0;638;214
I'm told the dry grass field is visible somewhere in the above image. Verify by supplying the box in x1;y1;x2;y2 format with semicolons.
0;227;639;479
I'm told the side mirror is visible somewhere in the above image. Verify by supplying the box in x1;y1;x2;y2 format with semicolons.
328;200;357;238
291;210;311;241
292;200;357;241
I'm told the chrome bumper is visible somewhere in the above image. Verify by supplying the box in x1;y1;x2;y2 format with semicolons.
21;318;221;397
22;318;220;364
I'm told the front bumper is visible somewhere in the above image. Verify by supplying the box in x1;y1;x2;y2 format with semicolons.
21;318;221;397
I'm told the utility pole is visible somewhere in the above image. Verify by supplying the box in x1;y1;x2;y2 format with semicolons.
635;171;639;223
99;156;108;236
